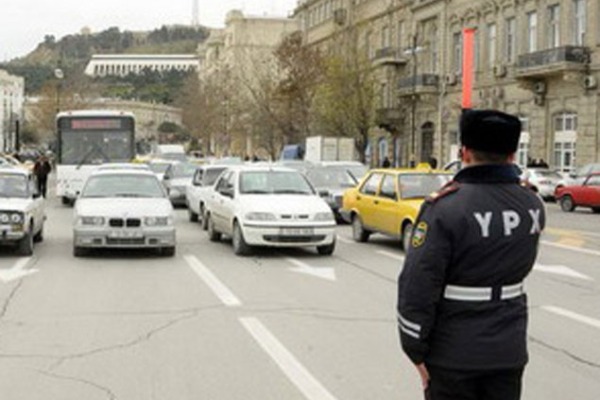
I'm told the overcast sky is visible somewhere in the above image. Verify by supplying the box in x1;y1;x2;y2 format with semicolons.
1;0;298;61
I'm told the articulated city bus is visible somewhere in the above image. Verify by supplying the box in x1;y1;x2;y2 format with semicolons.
56;110;136;204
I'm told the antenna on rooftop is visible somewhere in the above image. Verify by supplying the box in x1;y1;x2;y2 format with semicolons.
192;0;200;27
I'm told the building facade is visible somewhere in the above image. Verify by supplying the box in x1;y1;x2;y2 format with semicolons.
197;10;299;157
295;0;600;171
0;69;25;153
84;54;201;77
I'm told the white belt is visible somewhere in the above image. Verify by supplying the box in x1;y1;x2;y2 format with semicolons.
444;282;525;301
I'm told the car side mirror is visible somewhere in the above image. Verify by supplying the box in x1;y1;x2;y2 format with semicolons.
32;192;41;199
220;187;234;198
318;189;329;197
164;175;171;181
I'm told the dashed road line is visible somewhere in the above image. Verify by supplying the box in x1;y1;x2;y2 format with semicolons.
542;306;600;330
184;255;241;307
376;250;405;263
541;240;600;257
240;317;338;400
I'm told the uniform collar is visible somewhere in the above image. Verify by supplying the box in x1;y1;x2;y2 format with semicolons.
454;164;520;184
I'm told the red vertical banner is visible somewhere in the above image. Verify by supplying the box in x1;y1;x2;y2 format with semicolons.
462;28;476;109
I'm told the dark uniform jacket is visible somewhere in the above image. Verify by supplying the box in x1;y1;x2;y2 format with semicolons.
397;164;545;371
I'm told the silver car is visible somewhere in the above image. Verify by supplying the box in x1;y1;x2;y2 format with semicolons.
73;170;176;257
521;168;562;200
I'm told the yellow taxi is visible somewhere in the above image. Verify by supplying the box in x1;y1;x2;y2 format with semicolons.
340;166;452;250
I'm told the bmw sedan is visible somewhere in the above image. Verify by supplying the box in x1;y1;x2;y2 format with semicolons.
73;169;176;257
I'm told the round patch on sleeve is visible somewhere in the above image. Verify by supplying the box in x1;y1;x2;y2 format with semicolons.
411;222;428;248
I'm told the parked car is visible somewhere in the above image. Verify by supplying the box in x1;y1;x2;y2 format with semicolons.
163;162;197;206
520;168;562;201
204;165;337;256
186;165;228;227
0;168;45;255
341;168;452;250
556;163;600;189
73;169;176;257
305;165;358;221
555;173;600;213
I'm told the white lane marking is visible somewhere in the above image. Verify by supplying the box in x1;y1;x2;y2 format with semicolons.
183;255;241;307
534;263;593;281
376;250;405;263
0;257;38;283
240;317;338;400
541;240;600;257
286;258;336;282
542;306;600;330
336;236;353;244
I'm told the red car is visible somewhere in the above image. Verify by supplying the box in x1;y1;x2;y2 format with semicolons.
555;173;600;213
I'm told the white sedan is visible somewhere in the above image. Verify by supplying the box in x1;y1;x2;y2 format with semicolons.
204;166;337;256
186;165;228;227
73;170;176;257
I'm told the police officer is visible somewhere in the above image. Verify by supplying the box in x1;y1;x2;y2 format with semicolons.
397;109;545;400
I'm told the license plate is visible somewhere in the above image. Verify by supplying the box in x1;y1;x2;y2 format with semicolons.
280;228;314;236
108;231;143;239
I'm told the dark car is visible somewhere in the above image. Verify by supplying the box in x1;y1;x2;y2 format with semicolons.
305;166;358;221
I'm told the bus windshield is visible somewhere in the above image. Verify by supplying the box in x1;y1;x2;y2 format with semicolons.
57;116;135;165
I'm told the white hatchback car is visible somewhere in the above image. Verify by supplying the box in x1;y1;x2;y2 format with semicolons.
204;166;337;256
186;165;228;227
73;169;176;257
0;168;45;255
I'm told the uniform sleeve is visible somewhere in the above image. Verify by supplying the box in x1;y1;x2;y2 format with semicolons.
397;202;452;365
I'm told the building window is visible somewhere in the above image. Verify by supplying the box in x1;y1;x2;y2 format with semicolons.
527;11;538;52
398;21;405;51
517;117;530;167
487;23;497;66
381;25;390;49
554;113;578;172
453;32;462;75
430;26;438;73
548;4;561;48
505;17;517;63
365;31;373;59
573;0;586;45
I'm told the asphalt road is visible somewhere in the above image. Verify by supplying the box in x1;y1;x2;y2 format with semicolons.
0;195;599;400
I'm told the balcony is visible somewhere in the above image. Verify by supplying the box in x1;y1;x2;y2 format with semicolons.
398;74;440;96
375;108;403;130
516;46;590;79
372;47;408;67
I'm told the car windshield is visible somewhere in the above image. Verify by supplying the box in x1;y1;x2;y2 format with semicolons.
577;164;600;176
81;174;165;198
399;174;452;200
239;170;314;195
306;167;357;188
204;168;227;186
149;162;171;174
347;165;368;181
171;163;197;178
0;174;28;198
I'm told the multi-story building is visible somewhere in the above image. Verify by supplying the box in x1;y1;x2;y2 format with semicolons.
197;10;299;157
0;69;25;152
295;0;600;171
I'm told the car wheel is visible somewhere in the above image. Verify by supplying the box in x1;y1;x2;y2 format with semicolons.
592;207;600;214
161;246;176;257
33;224;44;243
18;227;34;256
317;239;336;256
61;196;70;206
232;222;252;256
207;214;221;242
560;195;575;212
401;222;413;253
73;246;87;258
352;214;370;242
200;204;208;230
188;209;199;222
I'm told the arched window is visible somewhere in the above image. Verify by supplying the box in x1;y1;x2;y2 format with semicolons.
421;122;435;162
553;112;577;172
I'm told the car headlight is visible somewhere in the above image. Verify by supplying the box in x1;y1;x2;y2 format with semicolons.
0;213;9;224
80;216;105;226
144;216;171;226
245;212;277;221
314;212;334;221
11;213;24;224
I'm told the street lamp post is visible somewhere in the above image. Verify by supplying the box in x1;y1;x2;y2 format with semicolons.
54;68;64;115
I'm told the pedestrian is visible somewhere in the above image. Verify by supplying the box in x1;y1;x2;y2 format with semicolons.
397;109;545;400
382;157;391;168
33;155;52;198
